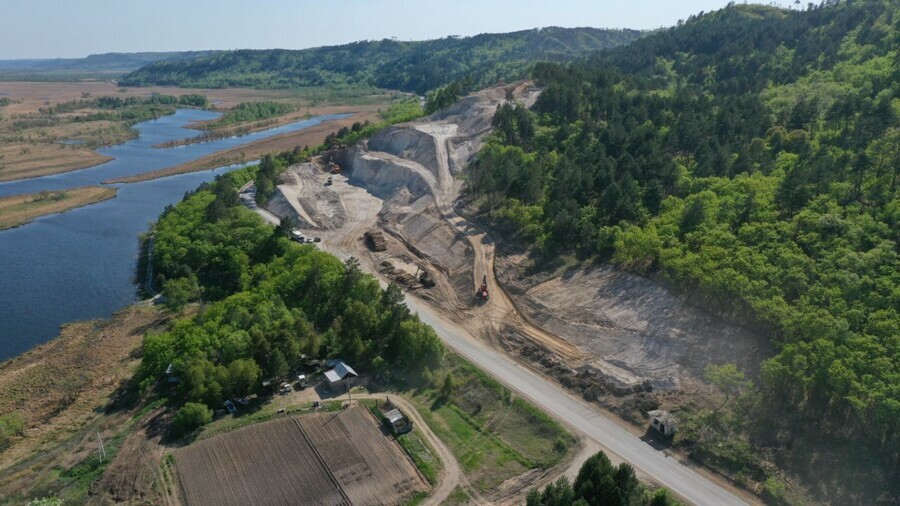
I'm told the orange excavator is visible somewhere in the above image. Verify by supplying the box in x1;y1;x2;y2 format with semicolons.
476;274;489;301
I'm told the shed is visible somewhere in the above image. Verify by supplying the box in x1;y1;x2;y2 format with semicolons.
324;361;358;386
384;408;412;435
647;409;677;436
165;363;179;384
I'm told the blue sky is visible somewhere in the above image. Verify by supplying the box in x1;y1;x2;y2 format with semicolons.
0;0;795;59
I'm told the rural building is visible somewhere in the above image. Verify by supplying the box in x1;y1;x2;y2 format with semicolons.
165;363;179;384
647;409;677;436
324;360;358;389
383;408;413;435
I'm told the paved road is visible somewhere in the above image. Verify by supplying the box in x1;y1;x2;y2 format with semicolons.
242;179;751;506
404;296;750;506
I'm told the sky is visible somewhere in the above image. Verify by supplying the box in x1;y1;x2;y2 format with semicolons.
0;0;795;59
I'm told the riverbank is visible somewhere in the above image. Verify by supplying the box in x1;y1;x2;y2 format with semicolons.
0;186;117;230
0;81;401;183
155;103;382;148
106;110;377;184
0;305;169;476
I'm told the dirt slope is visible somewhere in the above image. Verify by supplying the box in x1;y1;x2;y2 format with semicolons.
264;82;765;500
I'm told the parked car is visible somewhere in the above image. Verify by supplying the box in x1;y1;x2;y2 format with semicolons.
224;400;236;414
280;383;293;394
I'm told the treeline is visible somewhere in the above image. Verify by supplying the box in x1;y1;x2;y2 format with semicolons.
120;27;643;95
424;76;473;114
140;167;443;413
469;0;898;483
211;101;295;127
40;93;208;125
527;451;677;506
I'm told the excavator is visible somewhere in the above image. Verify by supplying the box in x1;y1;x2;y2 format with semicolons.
476;274;489;301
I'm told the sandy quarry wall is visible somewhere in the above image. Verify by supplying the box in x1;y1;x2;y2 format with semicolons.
333;145;433;201
497;257;772;387
368;127;439;175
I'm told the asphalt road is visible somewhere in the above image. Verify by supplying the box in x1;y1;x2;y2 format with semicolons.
404;296;751;506
243;180;751;506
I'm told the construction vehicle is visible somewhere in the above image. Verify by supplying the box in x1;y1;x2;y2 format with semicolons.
476;274;489;300
415;266;436;288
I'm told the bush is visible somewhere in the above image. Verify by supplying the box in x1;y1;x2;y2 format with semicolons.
0;412;25;449
171;402;212;437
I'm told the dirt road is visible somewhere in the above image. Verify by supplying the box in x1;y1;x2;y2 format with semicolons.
252;82;757;505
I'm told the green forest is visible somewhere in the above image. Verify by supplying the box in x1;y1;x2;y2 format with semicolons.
119;27;642;95
467;0;898;494
208;101;295;127
527;450;676;506
140;168;443;413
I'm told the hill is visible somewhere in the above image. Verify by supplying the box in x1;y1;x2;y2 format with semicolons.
119;27;643;94
0;51;219;74
466;1;898;501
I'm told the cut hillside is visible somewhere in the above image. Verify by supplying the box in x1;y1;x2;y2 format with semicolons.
462;1;898;502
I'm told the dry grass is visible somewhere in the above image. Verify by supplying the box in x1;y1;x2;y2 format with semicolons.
0;81;400;182
0;306;169;495
0;186;117;229
108;110;381;184
0;143;112;182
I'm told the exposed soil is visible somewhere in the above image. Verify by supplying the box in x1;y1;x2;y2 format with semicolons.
263;81;773;500
175;406;427;506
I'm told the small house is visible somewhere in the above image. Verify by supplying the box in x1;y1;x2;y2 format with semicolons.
384;408;412;435
647;409;677;436
324;360;358;390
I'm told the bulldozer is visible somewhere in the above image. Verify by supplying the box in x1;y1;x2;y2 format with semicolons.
476;274;489;301
415;266;436;288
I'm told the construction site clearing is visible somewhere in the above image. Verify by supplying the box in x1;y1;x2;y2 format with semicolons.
259;81;772;428
175;406;427;506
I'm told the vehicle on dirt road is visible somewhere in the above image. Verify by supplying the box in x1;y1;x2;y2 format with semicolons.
476;274;489;301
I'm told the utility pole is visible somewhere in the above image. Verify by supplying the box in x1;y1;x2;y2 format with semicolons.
97;430;106;463
346;375;352;406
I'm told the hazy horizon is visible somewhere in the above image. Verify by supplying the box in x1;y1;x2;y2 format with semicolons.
0;0;795;60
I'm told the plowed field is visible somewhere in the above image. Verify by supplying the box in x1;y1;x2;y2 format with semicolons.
175;406;427;506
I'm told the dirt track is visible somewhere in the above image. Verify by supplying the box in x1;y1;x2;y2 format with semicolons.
258;82;759;504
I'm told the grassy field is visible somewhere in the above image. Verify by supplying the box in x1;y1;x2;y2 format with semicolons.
0;186;116;229
405;356;577;494
0;306;170;503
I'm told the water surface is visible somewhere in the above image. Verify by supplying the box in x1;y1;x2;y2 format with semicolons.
0;110;346;360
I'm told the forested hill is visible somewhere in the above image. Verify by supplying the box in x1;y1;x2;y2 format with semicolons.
469;0;898;499
0;51;219;73
119;27;642;94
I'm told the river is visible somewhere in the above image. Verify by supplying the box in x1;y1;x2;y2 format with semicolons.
0;109;347;361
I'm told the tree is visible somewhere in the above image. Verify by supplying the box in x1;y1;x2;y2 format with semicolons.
226;358;260;398
171;402;212;437
441;372;457;399
267;349;289;379
162;276;196;313
0;412;25;450
704;363;751;413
